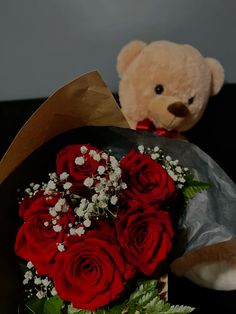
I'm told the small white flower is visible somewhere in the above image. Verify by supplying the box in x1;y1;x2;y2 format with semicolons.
49;172;57;180
168;170;175;177
154;146;159;152
83;219;91;228
84;212;90;220
179;177;186;183
79;199;88;211
25;188;31;194
138;145;144;153
172;175;178;181
176;166;182;173
33;184;40;191
98;201;107;209
83;177;94;187
184;167;189;171
168;170;178;181
151;153;158;160
24;271;33;280
75;156;85;166
113;182;118;187
98;191;106;201
63;182;72;190
53;225;62;232
80;146;88;154
110;195;118;205
89;150;97;157
49;208;57;217
93;153;101;161
95;183;103;193
27;261;33;269
44;221;49;227
110;156;118;168
101;152;108;159
121;182;127;189
97;165;106;175
47;180;56;190
173;160;179;165
60;172;69;181
91;194;98;202
23;278;29;285
42;278;50;287
69;228;76;235
51;287;57;296
36;291;46;299
114;167;121;176
55;198;66;212
76;226;85;236
87;203;94;212
34;277;41;285
75;207;84;217
177;183;184;189
166;156;172;162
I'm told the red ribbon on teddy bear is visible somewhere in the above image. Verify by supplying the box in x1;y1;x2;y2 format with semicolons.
136;119;178;138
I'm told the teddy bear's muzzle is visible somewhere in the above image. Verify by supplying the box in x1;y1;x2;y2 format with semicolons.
167;102;189;118
147;96;189;130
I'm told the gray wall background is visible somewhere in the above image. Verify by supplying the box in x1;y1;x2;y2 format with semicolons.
0;0;235;100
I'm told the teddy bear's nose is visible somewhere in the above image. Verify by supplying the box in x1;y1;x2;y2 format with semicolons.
167;102;189;117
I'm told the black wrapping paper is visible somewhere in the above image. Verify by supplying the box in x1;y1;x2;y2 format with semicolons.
1;126;236;312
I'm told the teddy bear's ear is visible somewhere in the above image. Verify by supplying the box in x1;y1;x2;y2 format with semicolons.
205;58;225;96
117;41;146;78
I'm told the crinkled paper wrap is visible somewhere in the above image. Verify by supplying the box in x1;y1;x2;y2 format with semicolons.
0;71;129;184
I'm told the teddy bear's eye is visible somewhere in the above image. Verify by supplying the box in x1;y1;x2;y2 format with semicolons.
188;97;194;105
154;84;164;95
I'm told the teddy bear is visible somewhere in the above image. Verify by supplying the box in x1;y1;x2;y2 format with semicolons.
117;40;224;138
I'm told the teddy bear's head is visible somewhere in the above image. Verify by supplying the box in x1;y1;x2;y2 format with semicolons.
117;41;224;132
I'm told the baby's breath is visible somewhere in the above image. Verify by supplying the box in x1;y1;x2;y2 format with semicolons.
22;262;57;300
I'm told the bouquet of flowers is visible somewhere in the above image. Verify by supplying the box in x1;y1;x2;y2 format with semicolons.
3;71;235;314
15;139;205;313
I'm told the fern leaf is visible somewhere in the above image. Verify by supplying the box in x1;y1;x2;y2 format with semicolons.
183;181;209;200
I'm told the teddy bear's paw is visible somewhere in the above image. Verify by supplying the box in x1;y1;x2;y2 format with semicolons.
185;261;236;290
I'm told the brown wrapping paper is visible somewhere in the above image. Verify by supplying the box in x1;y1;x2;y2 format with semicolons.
0;70;168;304
0;71;129;184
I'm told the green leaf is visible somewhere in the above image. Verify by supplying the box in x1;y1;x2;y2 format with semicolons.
125;279;194;314
145;297;195;314
182;181;209;200
129;279;158;302
25;296;64;314
137;290;157;307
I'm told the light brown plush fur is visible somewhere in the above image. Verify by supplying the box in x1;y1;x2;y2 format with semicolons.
171;239;236;290
117;41;224;134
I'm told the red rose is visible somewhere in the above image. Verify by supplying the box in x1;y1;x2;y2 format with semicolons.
19;189;44;220
120;149;176;205
56;144;104;194
115;200;174;276
15;193;74;274
50;221;135;311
